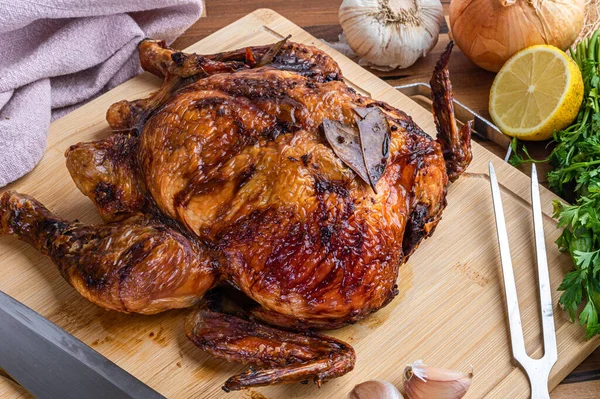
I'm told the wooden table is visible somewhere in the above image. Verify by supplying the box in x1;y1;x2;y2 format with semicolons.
171;1;600;398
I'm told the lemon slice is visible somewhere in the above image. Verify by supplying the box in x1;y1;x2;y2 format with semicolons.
489;45;583;141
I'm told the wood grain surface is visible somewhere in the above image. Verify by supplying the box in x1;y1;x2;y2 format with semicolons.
173;2;599;397
1;7;599;399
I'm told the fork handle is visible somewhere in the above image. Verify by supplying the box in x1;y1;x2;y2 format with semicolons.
529;375;550;399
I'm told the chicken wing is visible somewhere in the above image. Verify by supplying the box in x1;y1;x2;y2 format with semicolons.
430;41;473;182
186;291;355;392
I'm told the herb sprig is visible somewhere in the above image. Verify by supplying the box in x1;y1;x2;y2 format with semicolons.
511;31;600;339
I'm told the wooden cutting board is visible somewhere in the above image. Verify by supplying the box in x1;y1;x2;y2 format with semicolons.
1;9;599;399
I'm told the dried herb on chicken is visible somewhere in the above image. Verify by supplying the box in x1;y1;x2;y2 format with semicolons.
355;107;390;194
254;34;292;67
323;107;390;193
323;119;370;185
511;30;600;338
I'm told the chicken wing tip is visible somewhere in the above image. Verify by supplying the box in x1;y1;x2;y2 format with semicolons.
434;40;454;72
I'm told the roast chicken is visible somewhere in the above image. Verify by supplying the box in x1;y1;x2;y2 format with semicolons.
0;38;472;391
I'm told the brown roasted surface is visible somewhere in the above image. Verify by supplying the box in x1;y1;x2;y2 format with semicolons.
0;39;471;390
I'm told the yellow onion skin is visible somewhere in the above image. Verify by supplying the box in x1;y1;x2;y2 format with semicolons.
450;0;585;72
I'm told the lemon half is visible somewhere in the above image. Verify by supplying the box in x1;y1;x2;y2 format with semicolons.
489;45;584;141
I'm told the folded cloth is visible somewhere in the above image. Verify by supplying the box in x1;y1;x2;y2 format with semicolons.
0;0;204;187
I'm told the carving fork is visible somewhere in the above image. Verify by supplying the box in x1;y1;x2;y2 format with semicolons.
488;162;558;399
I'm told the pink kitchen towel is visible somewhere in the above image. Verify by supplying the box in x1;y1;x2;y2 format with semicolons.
0;0;204;187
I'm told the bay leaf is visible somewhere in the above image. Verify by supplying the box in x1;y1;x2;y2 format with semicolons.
352;107;372;119
322;119;370;185
255;34;292;67
355;107;390;194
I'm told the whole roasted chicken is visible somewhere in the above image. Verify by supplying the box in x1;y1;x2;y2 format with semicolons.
0;38;471;391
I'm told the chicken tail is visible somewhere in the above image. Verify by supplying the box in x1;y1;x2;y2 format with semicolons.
430;41;473;182
185;296;356;391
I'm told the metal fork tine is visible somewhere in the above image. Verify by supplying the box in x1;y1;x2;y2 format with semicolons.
488;162;527;360
530;164;558;364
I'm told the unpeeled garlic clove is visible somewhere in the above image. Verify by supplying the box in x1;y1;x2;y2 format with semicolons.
403;360;472;399
348;379;404;399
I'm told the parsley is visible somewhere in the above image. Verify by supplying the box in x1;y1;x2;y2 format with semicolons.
508;137;546;167
512;31;600;339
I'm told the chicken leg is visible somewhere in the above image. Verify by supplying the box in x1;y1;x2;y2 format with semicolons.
0;191;216;314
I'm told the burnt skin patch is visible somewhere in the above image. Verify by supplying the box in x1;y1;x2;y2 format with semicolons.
38;219;69;242
118;240;148;284
320;226;333;245
171;52;185;66
192;96;228;110
313;176;349;198
85;274;106;290
402;202;429;257
236;164;257;189
94;182;119;207
300;153;311;167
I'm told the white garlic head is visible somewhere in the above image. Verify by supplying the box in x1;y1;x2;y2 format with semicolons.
339;0;443;70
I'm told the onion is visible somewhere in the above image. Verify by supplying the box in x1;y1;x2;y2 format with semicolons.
450;0;585;72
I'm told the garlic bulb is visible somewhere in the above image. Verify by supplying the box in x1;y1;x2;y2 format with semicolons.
339;0;444;70
403;360;472;399
348;380;404;399
450;0;585;72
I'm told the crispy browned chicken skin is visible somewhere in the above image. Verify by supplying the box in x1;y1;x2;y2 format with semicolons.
0;39;471;391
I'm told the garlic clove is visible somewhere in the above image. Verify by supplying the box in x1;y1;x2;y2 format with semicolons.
348;379;404;399
403;360;472;399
